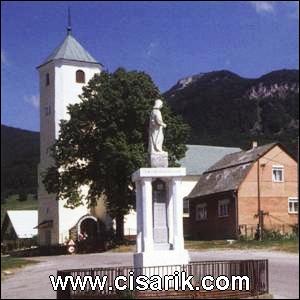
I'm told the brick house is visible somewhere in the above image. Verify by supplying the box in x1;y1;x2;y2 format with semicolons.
187;142;298;240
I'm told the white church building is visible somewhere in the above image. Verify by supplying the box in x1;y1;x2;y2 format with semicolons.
36;24;107;246
36;24;241;246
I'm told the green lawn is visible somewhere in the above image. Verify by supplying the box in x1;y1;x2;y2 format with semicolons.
109;239;299;253
1;194;38;225
185;239;299;253
1;256;39;280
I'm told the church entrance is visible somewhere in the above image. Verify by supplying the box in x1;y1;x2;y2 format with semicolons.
79;218;98;241
76;215;106;252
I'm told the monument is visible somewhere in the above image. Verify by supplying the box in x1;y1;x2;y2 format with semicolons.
132;99;190;270
148;99;168;168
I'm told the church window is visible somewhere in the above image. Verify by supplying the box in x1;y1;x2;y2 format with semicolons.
46;73;50;86
45;230;51;245
76;70;85;83
45;105;51;116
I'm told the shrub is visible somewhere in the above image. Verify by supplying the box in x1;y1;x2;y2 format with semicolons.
262;228;298;241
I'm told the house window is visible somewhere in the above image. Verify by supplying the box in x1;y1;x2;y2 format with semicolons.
196;203;207;221
76;70;85;83
272;165;284;182
183;199;189;216
288;197;298;214
46;73;50;86
218;199;230;217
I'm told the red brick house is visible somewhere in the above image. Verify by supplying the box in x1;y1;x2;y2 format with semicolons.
187;142;298;240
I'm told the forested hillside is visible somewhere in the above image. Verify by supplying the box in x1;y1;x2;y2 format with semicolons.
164;69;299;157
1;125;39;199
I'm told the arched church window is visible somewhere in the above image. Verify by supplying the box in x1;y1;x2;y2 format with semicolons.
46;73;50;86
76;70;85;83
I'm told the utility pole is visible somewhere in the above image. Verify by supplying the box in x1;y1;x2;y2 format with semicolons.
297;135;299;237
257;157;262;241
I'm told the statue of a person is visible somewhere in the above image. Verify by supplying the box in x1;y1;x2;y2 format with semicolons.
148;99;167;154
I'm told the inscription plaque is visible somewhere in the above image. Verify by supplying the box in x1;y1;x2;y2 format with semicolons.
152;179;169;244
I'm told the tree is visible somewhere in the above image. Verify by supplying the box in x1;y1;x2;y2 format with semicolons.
18;190;28;202
43;68;190;240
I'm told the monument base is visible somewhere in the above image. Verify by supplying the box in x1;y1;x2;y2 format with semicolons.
150;152;168;168
133;249;190;269
132;166;189;279
134;250;190;286
132;167;186;181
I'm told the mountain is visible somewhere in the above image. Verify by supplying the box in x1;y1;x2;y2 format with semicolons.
1;125;40;199
164;69;299;157
1;69;298;198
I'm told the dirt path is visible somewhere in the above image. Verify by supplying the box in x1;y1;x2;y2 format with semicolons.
1;250;298;299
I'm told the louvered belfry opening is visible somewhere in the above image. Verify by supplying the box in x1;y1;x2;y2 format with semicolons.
76;70;85;83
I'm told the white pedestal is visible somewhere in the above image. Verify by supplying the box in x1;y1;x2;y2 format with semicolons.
132;167;190;270
150;152;168;168
133;249;189;268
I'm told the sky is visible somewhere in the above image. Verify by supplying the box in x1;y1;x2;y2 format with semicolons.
1;1;299;132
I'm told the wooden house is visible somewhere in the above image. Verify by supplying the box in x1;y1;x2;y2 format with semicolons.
187;142;298;240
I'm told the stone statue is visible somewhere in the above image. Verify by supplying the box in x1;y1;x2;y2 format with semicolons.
148;99;167;154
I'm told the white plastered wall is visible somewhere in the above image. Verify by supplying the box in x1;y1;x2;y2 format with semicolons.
38;59;101;245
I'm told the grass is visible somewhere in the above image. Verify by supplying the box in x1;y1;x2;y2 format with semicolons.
1;194;38;225
109;239;299;253
1;256;39;280
185;239;299;253
109;244;136;253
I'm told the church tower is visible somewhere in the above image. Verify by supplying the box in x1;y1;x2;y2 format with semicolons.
37;17;102;245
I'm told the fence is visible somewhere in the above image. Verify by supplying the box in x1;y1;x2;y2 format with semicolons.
57;259;268;299
238;223;296;239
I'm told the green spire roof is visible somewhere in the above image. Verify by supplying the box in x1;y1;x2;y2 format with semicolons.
40;33;100;66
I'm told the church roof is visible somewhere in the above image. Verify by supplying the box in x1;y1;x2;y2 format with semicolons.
39;32;100;67
179;144;241;175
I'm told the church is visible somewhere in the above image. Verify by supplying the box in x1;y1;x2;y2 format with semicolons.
36;21;241;246
36;21;112;246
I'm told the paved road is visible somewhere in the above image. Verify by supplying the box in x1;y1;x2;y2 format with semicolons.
1;250;298;299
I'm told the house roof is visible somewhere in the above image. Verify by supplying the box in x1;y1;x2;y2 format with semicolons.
5;210;38;238
187;143;278;199
179;145;241;175
39;32;100;67
187;163;253;199
206;143;277;172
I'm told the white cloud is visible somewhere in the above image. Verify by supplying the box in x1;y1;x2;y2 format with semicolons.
24;95;40;109
146;42;158;57
249;1;276;14
249;1;299;18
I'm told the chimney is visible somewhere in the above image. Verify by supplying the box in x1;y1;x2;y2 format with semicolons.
252;141;258;149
